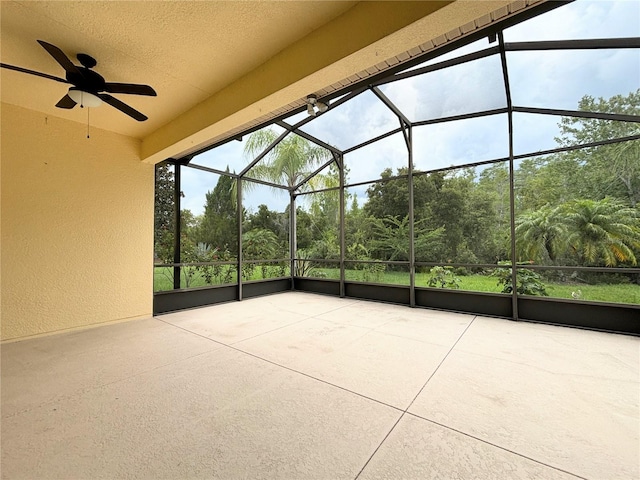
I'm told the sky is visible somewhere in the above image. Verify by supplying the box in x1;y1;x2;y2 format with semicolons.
181;0;639;217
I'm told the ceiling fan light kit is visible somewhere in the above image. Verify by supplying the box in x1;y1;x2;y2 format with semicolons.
67;88;102;108
0;40;156;122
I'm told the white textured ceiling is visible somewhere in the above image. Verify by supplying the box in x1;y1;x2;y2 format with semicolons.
1;1;541;163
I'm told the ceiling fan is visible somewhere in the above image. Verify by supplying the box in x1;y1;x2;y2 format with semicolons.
0;40;156;121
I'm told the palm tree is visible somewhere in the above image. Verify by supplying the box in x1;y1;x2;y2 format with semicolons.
564;198;640;266
515;205;567;263
242;128;338;262
243;128;332;190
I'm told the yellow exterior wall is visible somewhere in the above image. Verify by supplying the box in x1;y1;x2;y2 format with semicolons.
1;103;154;341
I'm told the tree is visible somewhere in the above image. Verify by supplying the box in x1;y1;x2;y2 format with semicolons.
515;155;587;211
243;129;339;262
242;228;280;279
556;90;640;206
364;168;411;221
294;207;314;251
564;198;640;266
515;205;567;264
243;128;332;189
242;228;279;260
363;168;444;222
197;171;238;255
180;209;199;239
248;204;287;240
370;215;445;262
248;204;277;232
154;162;177;263
362;167;503;264
429;180;466;260
345;197;369;258
478;163;510;227
467;168;509;263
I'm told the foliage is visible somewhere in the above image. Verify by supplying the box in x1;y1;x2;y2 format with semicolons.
516;197;640;267
556;90;640;207
248;204;288;245
192;243;235;286
465;166;509;263
153;91;639;302
294;249;325;278
515;205;567;263
515;155;587;210
368;215;445;262
154;162;177;263
370;215;413;261
155;266;637;304
345;242;386;282
242;228;280;279
364;168;412;221
301;187;341;261
564;198;640;266
196;171;238;255
243;128;332;189
494;264;548;296
363;169;479;263
308;229;340;260
427;266;461;289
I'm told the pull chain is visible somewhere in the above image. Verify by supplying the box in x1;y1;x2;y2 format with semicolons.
87;107;90;139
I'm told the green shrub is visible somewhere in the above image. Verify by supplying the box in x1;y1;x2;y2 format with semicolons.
427;266;461;289
494;263;548;296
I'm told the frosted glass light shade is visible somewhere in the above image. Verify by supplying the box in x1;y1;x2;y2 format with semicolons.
68;88;102;107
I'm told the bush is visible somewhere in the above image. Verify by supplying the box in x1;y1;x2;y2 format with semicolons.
346;242;386;282
494;263;548;296
192;243;235;285
427;266;461;289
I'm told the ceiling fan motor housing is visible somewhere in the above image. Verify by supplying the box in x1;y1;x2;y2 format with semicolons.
66;67;105;95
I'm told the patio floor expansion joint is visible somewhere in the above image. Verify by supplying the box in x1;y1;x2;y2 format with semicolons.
155;315;406;412
353;315;477;479
405;412;589;480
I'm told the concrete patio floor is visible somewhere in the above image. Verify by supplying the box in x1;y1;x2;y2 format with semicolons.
1;291;638;479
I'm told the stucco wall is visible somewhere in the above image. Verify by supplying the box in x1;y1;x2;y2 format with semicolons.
1;103;154;340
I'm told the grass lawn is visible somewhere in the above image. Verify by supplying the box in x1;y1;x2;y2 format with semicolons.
154;266;639;305
315;268;639;305
544;282;639;304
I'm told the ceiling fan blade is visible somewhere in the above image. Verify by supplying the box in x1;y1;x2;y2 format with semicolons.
98;93;148;121
104;83;157;96
55;94;77;109
37;40;80;75
0;63;69;84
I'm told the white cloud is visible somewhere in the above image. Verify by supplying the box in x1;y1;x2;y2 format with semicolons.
504;0;639;41
180;167;216;216
413;115;509;171
508;48;638;110
242;181;289;213
512;113;562;155
381;54;507;121
345;132;408;184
